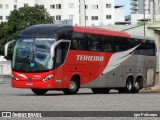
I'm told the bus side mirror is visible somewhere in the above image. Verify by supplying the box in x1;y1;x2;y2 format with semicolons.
4;40;15;60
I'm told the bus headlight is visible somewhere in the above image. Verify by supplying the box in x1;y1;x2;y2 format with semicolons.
11;75;19;81
42;74;54;82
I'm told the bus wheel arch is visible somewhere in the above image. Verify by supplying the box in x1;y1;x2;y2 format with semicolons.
132;76;143;93
62;74;80;95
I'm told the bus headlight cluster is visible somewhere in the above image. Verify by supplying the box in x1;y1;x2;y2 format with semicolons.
11;75;19;81
42;74;54;82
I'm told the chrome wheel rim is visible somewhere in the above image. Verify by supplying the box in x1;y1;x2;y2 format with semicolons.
135;82;140;90
70;81;76;90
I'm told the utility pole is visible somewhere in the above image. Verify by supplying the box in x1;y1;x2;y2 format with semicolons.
143;0;146;36
153;0;155;22
84;0;86;27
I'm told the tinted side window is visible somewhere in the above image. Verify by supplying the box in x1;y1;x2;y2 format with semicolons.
129;38;141;54
58;32;73;40
101;36;114;52
146;40;156;56
138;39;147;55
129;38;147;55
113;37;128;52
87;34;102;51
71;32;87;50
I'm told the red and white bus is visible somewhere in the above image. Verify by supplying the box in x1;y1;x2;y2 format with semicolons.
5;24;156;95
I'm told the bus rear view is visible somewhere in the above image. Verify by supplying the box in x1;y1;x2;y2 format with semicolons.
5;24;156;95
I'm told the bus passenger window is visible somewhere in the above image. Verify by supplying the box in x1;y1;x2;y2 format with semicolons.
102;36;114;52
146;40;156;56
71;40;78;50
58;33;68;40
129;38;140;54
113;37;127;52
114;46;119;52
88;35;101;51
58;32;73;41
71;32;87;50
139;40;147;55
103;43;112;52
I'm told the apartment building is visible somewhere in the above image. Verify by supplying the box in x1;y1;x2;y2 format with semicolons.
154;0;160;21
0;0;123;26
80;0;115;26
130;0;160;24
131;0;150;14
0;0;35;22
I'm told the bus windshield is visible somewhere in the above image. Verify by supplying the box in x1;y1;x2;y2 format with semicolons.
12;38;55;72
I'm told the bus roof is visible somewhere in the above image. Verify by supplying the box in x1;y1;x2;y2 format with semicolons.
19;24;150;39
19;24;73;38
130;35;154;41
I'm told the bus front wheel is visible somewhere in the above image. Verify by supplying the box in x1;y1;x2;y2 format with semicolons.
31;89;48;95
62;77;80;95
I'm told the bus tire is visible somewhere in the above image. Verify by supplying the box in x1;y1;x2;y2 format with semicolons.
125;78;133;93
132;78;142;93
31;89;48;95
92;88;110;94
62;77;80;95
118;77;133;93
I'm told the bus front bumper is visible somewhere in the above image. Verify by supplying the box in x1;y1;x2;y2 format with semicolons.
11;79;54;89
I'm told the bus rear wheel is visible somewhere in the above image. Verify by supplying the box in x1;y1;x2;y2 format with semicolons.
31;89;48;95
62;77;80;95
92;88;110;94
118;78;133;93
132;81;140;93
132;79;142;93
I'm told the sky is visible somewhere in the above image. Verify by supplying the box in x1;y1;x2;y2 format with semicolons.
115;0;130;15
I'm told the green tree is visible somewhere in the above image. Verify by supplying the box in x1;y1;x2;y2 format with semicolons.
0;22;8;56
0;6;53;56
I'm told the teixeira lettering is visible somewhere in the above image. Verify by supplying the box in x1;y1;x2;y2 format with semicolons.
77;55;104;62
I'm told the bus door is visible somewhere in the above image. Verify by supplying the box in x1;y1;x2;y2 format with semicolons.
53;41;70;88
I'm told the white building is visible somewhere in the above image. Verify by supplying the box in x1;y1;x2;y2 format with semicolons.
154;0;160;21
36;0;80;26
130;0;151;24
0;0;14;23
80;0;115;26
130;0;160;24
131;0;150;14
0;0;125;26
115;5;125;23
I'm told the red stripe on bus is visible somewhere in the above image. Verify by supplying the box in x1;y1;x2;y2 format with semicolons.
73;26;130;38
